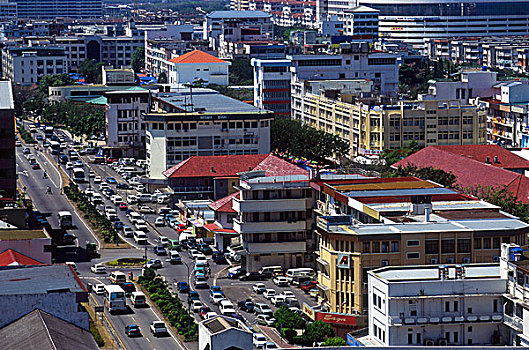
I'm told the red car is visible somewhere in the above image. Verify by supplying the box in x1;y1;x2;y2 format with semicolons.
199;306;211;319
119;202;128;211
301;281;318;292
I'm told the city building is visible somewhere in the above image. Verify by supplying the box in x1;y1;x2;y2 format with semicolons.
145;88;274;180
0;228;52;265
289;42;399;98
167;50;230;86
49;84;137;103
207;193;239;252
317;0;529;46
335;6;379;38
104;87;150;158
312;176;528;321
367;263;507;346
198;315;253;350
251;58;291;116
0;81;15;201
102;67;135;85
0;249;46;268
394;145;529;204
13;0;102;19
1;46;67;85
0;265;89;330
0;3;17;20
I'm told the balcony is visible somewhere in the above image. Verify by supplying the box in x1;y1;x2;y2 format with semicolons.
233;218;307;233
170;186;213;193
233;197;310;212
317;215;353;231
505;314;524;332
389;314;503;327
243;241;306;254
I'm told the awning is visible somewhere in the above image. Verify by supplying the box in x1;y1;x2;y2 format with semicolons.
317;283;330;291
316;257;329;267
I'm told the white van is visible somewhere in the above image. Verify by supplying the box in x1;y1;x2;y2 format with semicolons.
128;212;142;224
109;271;127;284
130;291;146;307
219;300;236;315
133;231;147;245
285;268;315;283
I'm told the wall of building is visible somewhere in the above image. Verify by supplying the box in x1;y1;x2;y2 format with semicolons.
0;237;52;264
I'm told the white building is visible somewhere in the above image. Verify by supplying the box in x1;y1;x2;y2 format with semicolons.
420;71;498;103
251;58;291;116
198;315;252;350
289;41;399;98
104;87;151;158
367;264;507;347
167;50;230;86
234;172;315;272
145;88;274;179
1;46;67;85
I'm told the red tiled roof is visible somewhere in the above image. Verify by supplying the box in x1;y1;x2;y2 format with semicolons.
163;154;307;179
393;147;529;203
209;192;239;213
0;249;45;266
168;50;227;64
204;223;237;233
432;145;529;170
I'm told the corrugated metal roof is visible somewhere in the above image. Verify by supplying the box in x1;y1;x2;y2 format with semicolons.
0;265;84;295
343;187;454;198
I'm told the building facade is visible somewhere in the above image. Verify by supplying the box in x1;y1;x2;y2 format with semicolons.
0;81;15;200
167;50;230;86
251;58;291;116
1;46;67;85
14;0;102;19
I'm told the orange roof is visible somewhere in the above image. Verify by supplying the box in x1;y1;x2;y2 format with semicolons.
168;50;227;64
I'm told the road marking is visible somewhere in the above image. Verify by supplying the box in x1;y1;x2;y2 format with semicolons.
131;316;136;321
146;338;151;343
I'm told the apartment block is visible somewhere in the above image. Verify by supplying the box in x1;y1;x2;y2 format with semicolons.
1;46;67;85
367;264;507;346
0;81;15;200
311;176;529;321
251;58;291;116
145;88;274;180
167;50;230;86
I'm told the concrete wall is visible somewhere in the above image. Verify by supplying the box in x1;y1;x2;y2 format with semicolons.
198;323;252;350
0;237;52;264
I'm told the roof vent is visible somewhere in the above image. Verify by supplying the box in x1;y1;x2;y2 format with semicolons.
211;166;216;173
494;156;500;164
485;156;491;164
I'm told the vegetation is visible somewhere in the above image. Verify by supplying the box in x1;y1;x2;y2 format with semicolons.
17;123;36;144
229;58;253;85
138;270;198;341
207;84;253;101
79;59;103;84
273;306;305;341
42;101;105;139
106;258;147;266
89;318;105;347
64;184;121;243
131;47;145;74
293;320;336;346
380;140;419;166
323;337;347;346
385;164;457;188
38;74;75;95
271;118;349;163
274;25;308;41
398;59;452;99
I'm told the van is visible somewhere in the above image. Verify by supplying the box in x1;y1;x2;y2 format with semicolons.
133;231;147;245
128;212;142;224
285;268;315;283
110;271;127;285
259;266;283;278
130;292;146;307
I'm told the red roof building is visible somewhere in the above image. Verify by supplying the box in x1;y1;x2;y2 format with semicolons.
166;50;230;86
0;249;46;267
393;146;529;203
168;50;227;64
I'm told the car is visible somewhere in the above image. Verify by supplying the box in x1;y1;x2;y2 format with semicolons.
187;291;200;304
195;254;208;265
154;245;167;256
189;249;201;259
106;177;117;184
99;184;109;191
270;295;286;307
189;300;204;313
210;292;225;305
253;283;266;294
205;312;218;320
127;195;138;204
263;289;277;300
36;134;43;141
117;182;131;189
253;333;268;349
159;236;169;247
125;324;141;337
154;216;165;226
176;281;190;293
210;286;223;295
114;221;124;230
118;202;128;211
59;154;68;164
237;299;255;313
93;176;102;184
199;306;212;319
301;280;318;292
239;272;265;281
256;314;276;326
265;342;279;350
88;170;95;178
219;300;237;315
198;243;213;255
15;140;21;147
145;259;162;269
212;252;228;264
102;188;115;198
254;303;274;315
31;162;40;169
111;195;123;205
22;147;31;154
90;263;106;274
195;275;208;289
273;276;289;287
122;226;133;237
74;160;83;167
139;206;155;214
280;291;296;299
65;162;74;170
135;184;145;192
168;250;182;264
227;267;246;279
93;283;105;295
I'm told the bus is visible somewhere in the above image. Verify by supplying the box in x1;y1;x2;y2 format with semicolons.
104;285;127;313
44;126;54;139
58;211;73;228
49;141;61;155
72;167;85;183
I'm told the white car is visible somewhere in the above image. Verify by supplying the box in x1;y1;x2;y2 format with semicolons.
99;183;110;191
84;189;94;197
159;236;169;246
89;170;95;178
150;321;167;335
92;193;103;204
271;295;286;307
253;333;268;349
154;216;165;226
127;194;138;204
139;206;155;214
191;299;202;313
65;162;74;170
273;276;289;287
93;283;106;295
280;291;296;299
256;314;276;326
93;176;102;184
111;195;123;205
210;293;225;305
263;289;277;300
195;254;208;265
90;263;106;274
189;249;201;259
205;312;218;320
253;283;266;293
254;303;273;315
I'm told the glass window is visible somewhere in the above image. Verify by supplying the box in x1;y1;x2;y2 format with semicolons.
425;240;439;254
372;242;380;253
441;239;455;254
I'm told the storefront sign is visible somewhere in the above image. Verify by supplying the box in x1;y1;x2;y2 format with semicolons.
303;303;357;326
337;253;351;269
303;303;315;320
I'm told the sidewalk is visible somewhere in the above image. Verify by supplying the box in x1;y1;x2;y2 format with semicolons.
258;326;298;348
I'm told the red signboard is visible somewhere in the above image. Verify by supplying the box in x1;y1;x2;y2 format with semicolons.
315;312;357;326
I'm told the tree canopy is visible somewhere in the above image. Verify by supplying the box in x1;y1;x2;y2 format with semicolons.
42;101;105;139
271;118;349;163
323;337;347;346
385;164;457;188
38;74;75;95
300;320;335;345
274;306;306;330
380;140;419;166
79;59;103;84
131;47;145;73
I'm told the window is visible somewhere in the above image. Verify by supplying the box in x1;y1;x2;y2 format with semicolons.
391;241;399;252
457;239;471;253
363;242;370;253
382;241;389;253
407;252;420;259
425;239;439;254
493;237;500;249
407;240;420;247
454;301;458;312
372;242;380;253
445;301;450;312
454;331;459;343
483;238;491;249
468;326;472;332
473;238;481;249
408;333;413;345
493;299;498;313
441;239;455;254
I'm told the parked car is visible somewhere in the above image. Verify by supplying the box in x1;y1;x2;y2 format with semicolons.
93;176;102;184
199;306;212;319
263;289;277;300
256;314;276;326
90;263;106;274
106;177;117;184
117;183;131;189
122;225;133;237
125;324;141;337
191;299;203;313
176;281;190;293
280;291;296;299
253;333;267;349
265;342;279;350
154;216;165;226
209;292;225;305
239;272;265;281
139;206;155;214
301;280;318;292
253;283;266;294
93;283;105;295
273;276;289;287
118;202;128;211
237;299;255;313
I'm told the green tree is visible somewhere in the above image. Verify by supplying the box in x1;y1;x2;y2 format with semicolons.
323;337;347;346
42;100;105;139
229;58;253;85
380;140;419;166
385;164;457;188
158;71;168;84
274;306;306;330
79;59;103;84
38;74;75;95
301;320;335;345
131;47;145;73
460;185;529;222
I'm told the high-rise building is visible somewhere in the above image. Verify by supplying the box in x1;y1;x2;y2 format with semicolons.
251;58;291;117
0;81;16;201
14;0;102;19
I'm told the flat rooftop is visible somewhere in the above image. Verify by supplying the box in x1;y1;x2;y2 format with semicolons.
370;264;500;282
0;265;85;295
0;81;14;110
0;229;49;240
